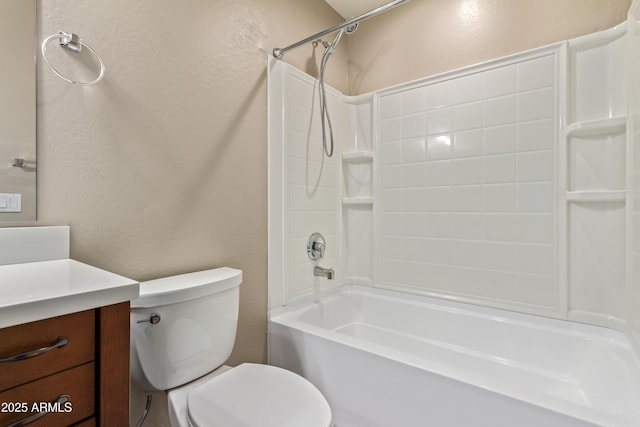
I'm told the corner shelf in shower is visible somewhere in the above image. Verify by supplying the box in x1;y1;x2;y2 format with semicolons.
342;196;373;206
342;151;374;162
566;190;626;203
566;116;626;137
342;151;374;207
565;116;627;204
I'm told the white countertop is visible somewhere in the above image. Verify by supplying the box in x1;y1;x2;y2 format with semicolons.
0;259;139;329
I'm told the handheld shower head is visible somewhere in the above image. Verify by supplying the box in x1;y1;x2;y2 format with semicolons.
326;21;358;55
345;22;359;34
326;28;345;55
317;22;357;158
315;22;357;56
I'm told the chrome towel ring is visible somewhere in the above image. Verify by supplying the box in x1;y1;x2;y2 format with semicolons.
41;31;105;86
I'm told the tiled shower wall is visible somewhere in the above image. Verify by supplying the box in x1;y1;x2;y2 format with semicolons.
375;46;562;315
268;59;343;308
269;23;638;340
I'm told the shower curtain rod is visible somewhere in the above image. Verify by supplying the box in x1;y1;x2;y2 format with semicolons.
272;0;410;59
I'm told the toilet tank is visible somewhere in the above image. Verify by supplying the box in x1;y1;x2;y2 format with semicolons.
130;267;242;391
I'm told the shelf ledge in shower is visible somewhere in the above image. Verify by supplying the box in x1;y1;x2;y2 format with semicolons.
566;190;626;203
342;151;374;162
566;117;626;137
344;93;374;106
342;197;373;206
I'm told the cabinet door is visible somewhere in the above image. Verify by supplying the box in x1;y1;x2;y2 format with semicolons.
98;302;130;426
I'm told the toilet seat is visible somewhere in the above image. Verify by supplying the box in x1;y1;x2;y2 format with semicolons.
186;363;332;427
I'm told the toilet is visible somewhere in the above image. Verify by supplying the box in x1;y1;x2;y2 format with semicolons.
130;267;332;427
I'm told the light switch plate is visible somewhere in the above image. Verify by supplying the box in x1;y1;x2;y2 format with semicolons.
0;193;22;212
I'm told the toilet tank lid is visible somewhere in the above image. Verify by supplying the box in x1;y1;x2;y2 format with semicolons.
131;267;242;308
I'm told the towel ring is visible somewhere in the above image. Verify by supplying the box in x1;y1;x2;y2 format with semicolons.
41;31;105;86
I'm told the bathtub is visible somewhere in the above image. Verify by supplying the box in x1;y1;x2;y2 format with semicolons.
268;285;640;427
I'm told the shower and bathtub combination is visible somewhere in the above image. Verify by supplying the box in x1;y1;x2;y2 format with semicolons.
268;1;640;426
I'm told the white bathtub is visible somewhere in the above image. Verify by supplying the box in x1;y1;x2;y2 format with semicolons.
268;285;640;427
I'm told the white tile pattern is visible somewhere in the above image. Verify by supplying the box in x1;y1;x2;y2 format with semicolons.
282;70;341;302
376;51;558;310
270;29;635;338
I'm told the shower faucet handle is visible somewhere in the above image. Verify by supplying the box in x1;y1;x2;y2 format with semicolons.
307;232;326;261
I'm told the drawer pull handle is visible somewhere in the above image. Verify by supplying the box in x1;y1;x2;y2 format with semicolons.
4;395;70;427
0;337;69;363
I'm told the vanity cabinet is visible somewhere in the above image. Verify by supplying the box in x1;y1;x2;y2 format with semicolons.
0;302;130;427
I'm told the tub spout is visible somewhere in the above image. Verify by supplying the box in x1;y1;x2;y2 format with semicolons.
314;266;335;280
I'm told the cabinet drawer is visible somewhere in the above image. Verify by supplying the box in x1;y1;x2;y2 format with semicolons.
0;310;95;391
0;362;95;427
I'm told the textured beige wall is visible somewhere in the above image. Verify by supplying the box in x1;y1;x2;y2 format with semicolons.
36;2;343;425
36;0;343;371
347;0;631;94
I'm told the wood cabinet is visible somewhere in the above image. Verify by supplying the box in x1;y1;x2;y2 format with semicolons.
0;302;129;427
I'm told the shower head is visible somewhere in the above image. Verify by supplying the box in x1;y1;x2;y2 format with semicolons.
325;28;345;55
345;22;359;34
300;21;360;59
322;22;357;56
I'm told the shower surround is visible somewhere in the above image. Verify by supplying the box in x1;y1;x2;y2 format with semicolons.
268;5;640;426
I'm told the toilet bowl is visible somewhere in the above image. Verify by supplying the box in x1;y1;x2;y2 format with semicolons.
130;267;332;427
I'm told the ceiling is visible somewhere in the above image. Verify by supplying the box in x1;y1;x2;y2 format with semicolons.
323;0;393;18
